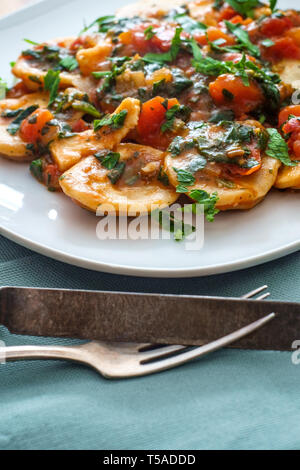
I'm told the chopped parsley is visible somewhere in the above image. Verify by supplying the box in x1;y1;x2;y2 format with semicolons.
80;15;115;34
44;69;60;107
157;168;170;186
266;128;297;166
143;27;183;64
225;0;260;18
225;21;260;58
144;26;155;40
189;190;219;222
174;168;195;192
94;110;128;131
7;105;39;135
47;119;76;139
161;104;191;133
30;158;44;182
71;101;101;118
94;150;121;169
108;162;126;184
59;55;79;71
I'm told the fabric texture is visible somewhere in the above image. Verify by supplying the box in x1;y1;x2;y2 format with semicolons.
0;234;299;450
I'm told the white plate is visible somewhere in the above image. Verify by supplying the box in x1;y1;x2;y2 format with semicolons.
0;0;299;278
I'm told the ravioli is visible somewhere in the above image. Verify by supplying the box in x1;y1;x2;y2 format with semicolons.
275;163;300;190
50;97;140;172
0;92;49;161
0;0;299;228
12;38;94;94
59;144;178;214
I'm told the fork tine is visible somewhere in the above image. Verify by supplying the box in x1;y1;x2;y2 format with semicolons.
137;312;276;376
242;285;268;299
140;345;187;362
257;292;270;300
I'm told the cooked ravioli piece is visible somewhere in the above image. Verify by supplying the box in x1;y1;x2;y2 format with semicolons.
50;98;140;172
164;121;281;210
275;163;300;189
59;144;178;214
0;92;49;161
166;154;280;211
12;38;94;93
76;36;113;76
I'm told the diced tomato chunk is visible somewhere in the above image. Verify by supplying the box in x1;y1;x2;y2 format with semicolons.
282;117;300;135
218;6;236;21
119;24;177;55
195;27;236;46
43;163;61;189
71;119;89;133
278;105;300;126
137;96;179;148
263;37;300;62
209;74;264;116
20;108;54;143
260;16;293;37
224;146;262;176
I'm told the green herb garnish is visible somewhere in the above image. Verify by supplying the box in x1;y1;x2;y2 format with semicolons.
71;101;101;118
59;56;78;71
189;189;219;222
94;110;128;131
30;158;44;182
44;69;60;107
7;105;39;135
266;128;297;166
108;162;126;184
143;27;183;64
225;21;260;57
95;150;120;169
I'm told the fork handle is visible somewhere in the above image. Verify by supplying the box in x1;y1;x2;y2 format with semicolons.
1;345;87;365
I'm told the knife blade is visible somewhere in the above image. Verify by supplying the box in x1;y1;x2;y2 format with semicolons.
0;287;299;350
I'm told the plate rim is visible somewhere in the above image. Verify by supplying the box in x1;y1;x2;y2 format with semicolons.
1;224;299;278
0;0;299;278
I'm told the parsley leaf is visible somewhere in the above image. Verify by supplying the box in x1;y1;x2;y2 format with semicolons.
7;105;39;135
71;101;101;118
189;189;219;222
94;110;128;131
266;128;297;166
161;104;191;133
44;69;60;107
24;38;40;46
94;150;120;169
174;168;195;192
108;162;126;184
144;26;155;40
59;56;78;71
143;27;183;64
225;21;260;57
30;159;44;182
80;15;115;34
174;14;207;34
157;168;170;186
269;0;277;13
226;0;260;18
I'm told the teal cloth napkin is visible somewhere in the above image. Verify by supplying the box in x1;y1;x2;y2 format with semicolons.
0;234;300;450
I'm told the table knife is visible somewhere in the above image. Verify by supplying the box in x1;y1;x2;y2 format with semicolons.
0;287;299;350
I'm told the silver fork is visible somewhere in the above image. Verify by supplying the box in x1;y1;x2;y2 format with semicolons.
1;286;273;379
